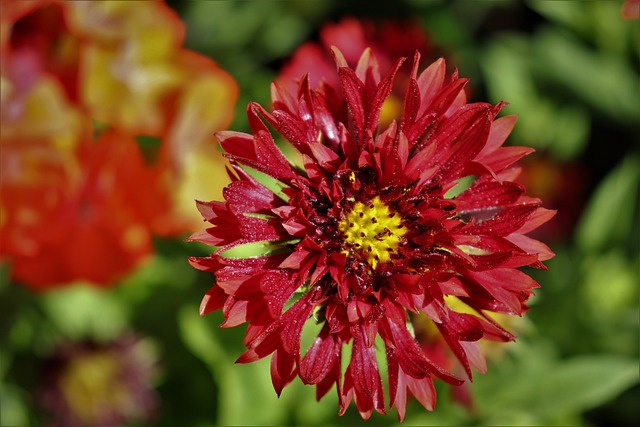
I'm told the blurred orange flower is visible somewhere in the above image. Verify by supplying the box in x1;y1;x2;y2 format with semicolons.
1;0;237;290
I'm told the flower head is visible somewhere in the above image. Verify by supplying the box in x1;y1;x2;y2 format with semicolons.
38;334;158;427
1;0;237;289
621;0;640;19
189;48;554;420
278;17;431;94
1;130;171;288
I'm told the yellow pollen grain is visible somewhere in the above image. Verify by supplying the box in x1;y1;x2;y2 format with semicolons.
338;196;407;269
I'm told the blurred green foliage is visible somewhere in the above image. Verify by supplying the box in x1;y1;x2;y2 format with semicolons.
2;1;638;426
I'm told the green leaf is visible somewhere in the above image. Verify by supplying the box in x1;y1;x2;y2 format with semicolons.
474;338;639;424
178;306;288;425
0;383;31;426
40;285;129;341
258;13;309;58
480;37;558;152
481;36;537;115
533;28;640;124
178;306;339;425
183;0;330;61
527;356;639;420
482;35;599;160
116;253;196;305
550;104;589;160
529;0;634;55
527;0;591;39
575;154;640;252
581;251;639;319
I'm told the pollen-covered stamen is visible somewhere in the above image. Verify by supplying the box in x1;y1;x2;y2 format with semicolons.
339;196;407;269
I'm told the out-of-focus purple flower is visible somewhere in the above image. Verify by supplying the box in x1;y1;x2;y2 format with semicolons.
39;334;158;427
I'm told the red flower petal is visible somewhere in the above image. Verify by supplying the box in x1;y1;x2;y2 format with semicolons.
271;349;297;396
479;114;517;156
217;118;296;183
300;324;340;385
463;203;541;237
384;318;462;385
199;285;227;316
468;268;539;315
405;373;436;412
337;66;366;143
349;323;386;417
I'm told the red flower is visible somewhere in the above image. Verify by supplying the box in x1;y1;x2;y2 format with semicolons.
621;0;640;19
278;17;431;94
189;48;554;420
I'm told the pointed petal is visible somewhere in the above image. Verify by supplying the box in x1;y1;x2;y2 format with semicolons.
416;58;446;115
386;348;408;422
366;57;405;134
468;268;539;315
217;107;296;182
350;323;386;415
507;234;555;261
338;66;365;142
281;293;315;357
199;285;228;316
406;374;436;411
330;45;349;68
271;349;297;396
460;340;487;374
300;324;340;384
463;203;541;237
383;317;463;385
479;114;517;156
315;352;342;401
516;207;556;234
354;47;380;83
478;146;535;173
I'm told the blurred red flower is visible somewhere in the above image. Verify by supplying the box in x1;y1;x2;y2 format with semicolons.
190;48;554;420
516;153;586;243
278;17;432;93
278;17;433;129
621;0;640;19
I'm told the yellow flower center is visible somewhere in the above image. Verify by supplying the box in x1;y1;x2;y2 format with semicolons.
339;196;407;269
59;351;132;424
